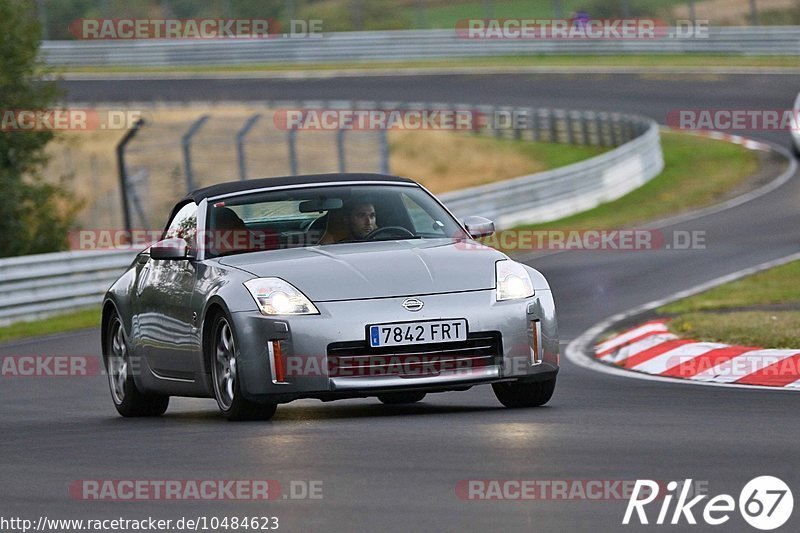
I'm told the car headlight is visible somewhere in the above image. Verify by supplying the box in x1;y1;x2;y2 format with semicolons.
495;260;535;301
244;278;319;315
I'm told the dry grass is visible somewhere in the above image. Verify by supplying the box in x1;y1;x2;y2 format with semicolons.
43;104;605;229
45;104;382;228
672;0;799;24
389;130;548;193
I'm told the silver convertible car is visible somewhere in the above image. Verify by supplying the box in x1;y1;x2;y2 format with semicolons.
102;173;559;420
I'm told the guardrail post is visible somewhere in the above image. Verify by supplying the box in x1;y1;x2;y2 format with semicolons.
580;112;591;145
492;106;503;139
550;110;560;143
116;118;145;236
623;118;634;143
593;112;603;146
513;108;522;141
182;115;210;192
566;111;576;144
288;129;299;175
379;128;390;174
236;114;261;181
531;109;542;142
337;129;347;173
609;114;620;146
750;0;759;25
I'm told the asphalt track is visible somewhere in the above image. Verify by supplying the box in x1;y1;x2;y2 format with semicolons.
2;72;800;532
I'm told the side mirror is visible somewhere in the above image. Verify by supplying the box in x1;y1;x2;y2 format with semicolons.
150;238;192;260
463;216;495;238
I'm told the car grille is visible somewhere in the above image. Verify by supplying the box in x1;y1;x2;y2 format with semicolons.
326;332;502;378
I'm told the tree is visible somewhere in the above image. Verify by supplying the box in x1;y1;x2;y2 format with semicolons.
0;0;79;257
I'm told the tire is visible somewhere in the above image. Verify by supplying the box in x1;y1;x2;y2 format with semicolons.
209;314;277;421
104;312;169;417
492;377;556;408
377;391;427;405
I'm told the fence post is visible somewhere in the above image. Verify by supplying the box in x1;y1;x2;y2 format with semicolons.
182;115;210;192
116;118;145;236
236;114;261;181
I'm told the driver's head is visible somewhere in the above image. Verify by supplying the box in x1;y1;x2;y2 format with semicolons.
346;200;377;240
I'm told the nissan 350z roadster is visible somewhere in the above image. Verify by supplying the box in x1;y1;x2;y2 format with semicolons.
102;173;559;420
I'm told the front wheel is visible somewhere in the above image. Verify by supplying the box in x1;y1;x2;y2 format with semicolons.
104;313;169;417
210;314;277;421
492;377;556;408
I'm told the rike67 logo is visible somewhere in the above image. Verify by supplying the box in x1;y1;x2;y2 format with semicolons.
624;476;793;530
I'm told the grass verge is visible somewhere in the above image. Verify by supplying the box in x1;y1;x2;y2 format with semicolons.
514;130;761;232
56;54;800;75
657;261;800;348
390;130;607;193
0;307;101;344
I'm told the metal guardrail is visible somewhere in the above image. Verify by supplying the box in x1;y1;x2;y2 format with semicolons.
0;250;137;327
441;111;663;226
41;27;800;67
0;103;662;326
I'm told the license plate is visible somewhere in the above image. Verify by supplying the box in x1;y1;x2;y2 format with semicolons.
369;319;468;348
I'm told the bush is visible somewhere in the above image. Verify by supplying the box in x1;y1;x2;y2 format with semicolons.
0;0;80;257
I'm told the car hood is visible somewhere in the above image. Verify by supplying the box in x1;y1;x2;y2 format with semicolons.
218;238;506;301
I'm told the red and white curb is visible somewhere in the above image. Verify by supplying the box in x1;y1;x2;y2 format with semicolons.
564;145;798;392
595;319;800;388
692;130;771;151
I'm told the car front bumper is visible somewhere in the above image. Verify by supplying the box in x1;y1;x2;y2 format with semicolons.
229;288;558;403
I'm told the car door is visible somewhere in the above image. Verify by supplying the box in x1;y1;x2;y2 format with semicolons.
137;202;200;381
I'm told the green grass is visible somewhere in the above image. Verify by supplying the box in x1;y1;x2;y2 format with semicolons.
660;261;800;314
501;136;610;168
657;261;800;349
515;130;760;232
55;54;800;75
485;130;761;259
418;0;690;28
0;307;101;344
669;311;800;349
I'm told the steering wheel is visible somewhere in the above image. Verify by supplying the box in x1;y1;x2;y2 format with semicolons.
364;226;415;241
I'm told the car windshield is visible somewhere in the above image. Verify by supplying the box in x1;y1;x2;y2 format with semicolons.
204;183;463;257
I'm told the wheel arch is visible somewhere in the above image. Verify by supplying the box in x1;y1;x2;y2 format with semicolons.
100;298;120;357
200;297;234;377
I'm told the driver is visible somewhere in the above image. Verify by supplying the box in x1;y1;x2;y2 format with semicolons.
344;200;377;241
317;198;378;244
